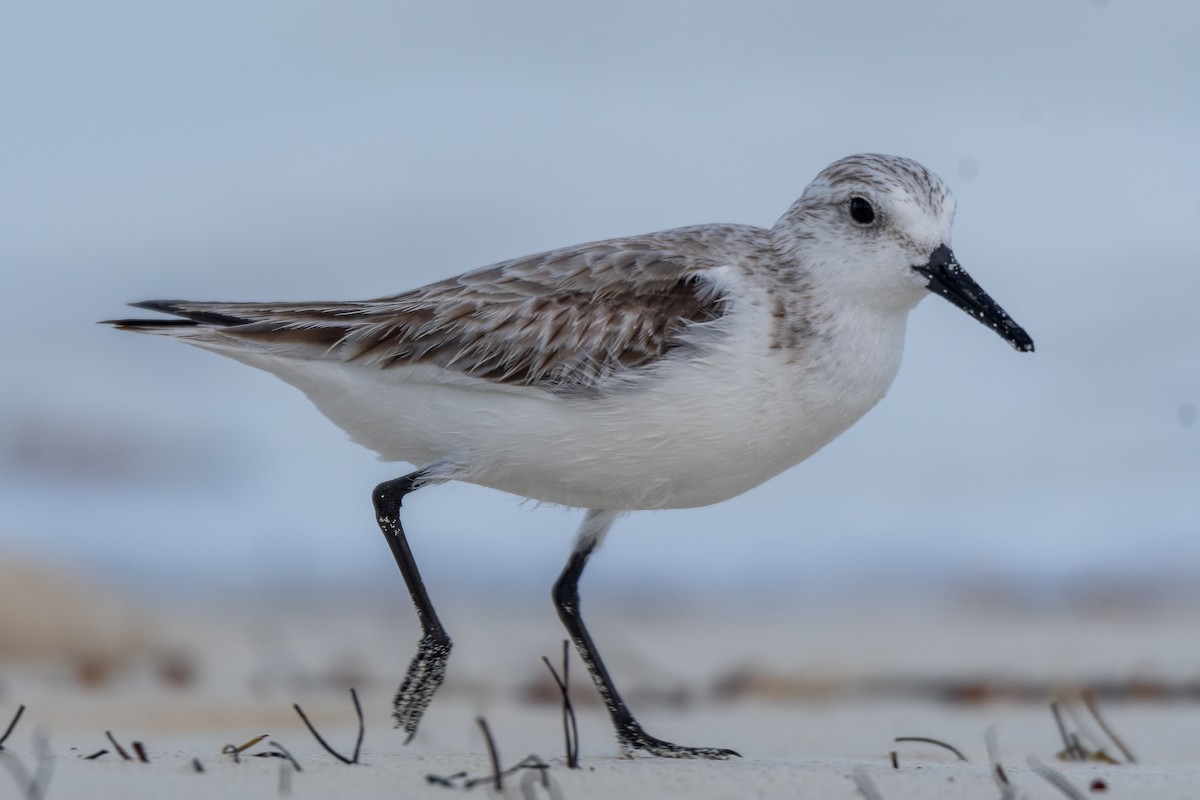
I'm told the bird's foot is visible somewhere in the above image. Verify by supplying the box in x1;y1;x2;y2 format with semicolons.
392;632;453;742
617;724;740;759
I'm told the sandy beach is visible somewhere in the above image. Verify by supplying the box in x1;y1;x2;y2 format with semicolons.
3;562;1199;799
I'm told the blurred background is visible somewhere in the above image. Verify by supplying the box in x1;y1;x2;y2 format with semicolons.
0;0;1196;614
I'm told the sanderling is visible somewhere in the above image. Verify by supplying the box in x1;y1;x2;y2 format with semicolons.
106;153;1033;758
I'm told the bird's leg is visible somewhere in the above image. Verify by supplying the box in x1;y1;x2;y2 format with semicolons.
552;510;739;759
373;470;452;742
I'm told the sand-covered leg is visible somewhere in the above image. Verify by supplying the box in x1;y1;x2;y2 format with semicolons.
553;510;740;759
373;470;453;742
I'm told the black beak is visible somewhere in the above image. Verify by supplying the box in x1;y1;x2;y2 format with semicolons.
913;245;1035;352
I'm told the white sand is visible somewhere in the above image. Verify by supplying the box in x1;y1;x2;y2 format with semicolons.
2;569;1200;798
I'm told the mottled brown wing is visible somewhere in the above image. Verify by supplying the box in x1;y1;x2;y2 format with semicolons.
115;226;759;393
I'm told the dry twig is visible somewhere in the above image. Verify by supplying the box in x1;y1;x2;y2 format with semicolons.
464;755;552;790
1061;695;1107;752
0;706;25;751
105;731;131;761
267;740;302;772
1082;688;1136;764
293;687;365;764
477;717;502;792
541;640;580;769
893;736;969;762
424;770;466;787
1051;702;1086;761
222;733;269;763
1050;697;1121;763
428;756;554;791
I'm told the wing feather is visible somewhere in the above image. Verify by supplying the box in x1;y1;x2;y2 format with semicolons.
109;224;770;393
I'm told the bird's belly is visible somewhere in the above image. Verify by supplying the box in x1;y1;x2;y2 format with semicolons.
272;331;897;510
460;391;827;510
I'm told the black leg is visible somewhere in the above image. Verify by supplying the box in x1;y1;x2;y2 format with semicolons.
373;470;452;742
552;510;739;759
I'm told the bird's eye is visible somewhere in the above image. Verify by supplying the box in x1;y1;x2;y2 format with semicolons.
848;196;876;225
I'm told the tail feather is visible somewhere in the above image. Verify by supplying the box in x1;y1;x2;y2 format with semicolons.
102;300;254;331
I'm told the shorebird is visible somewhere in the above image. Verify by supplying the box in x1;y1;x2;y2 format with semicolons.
106;153;1033;758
